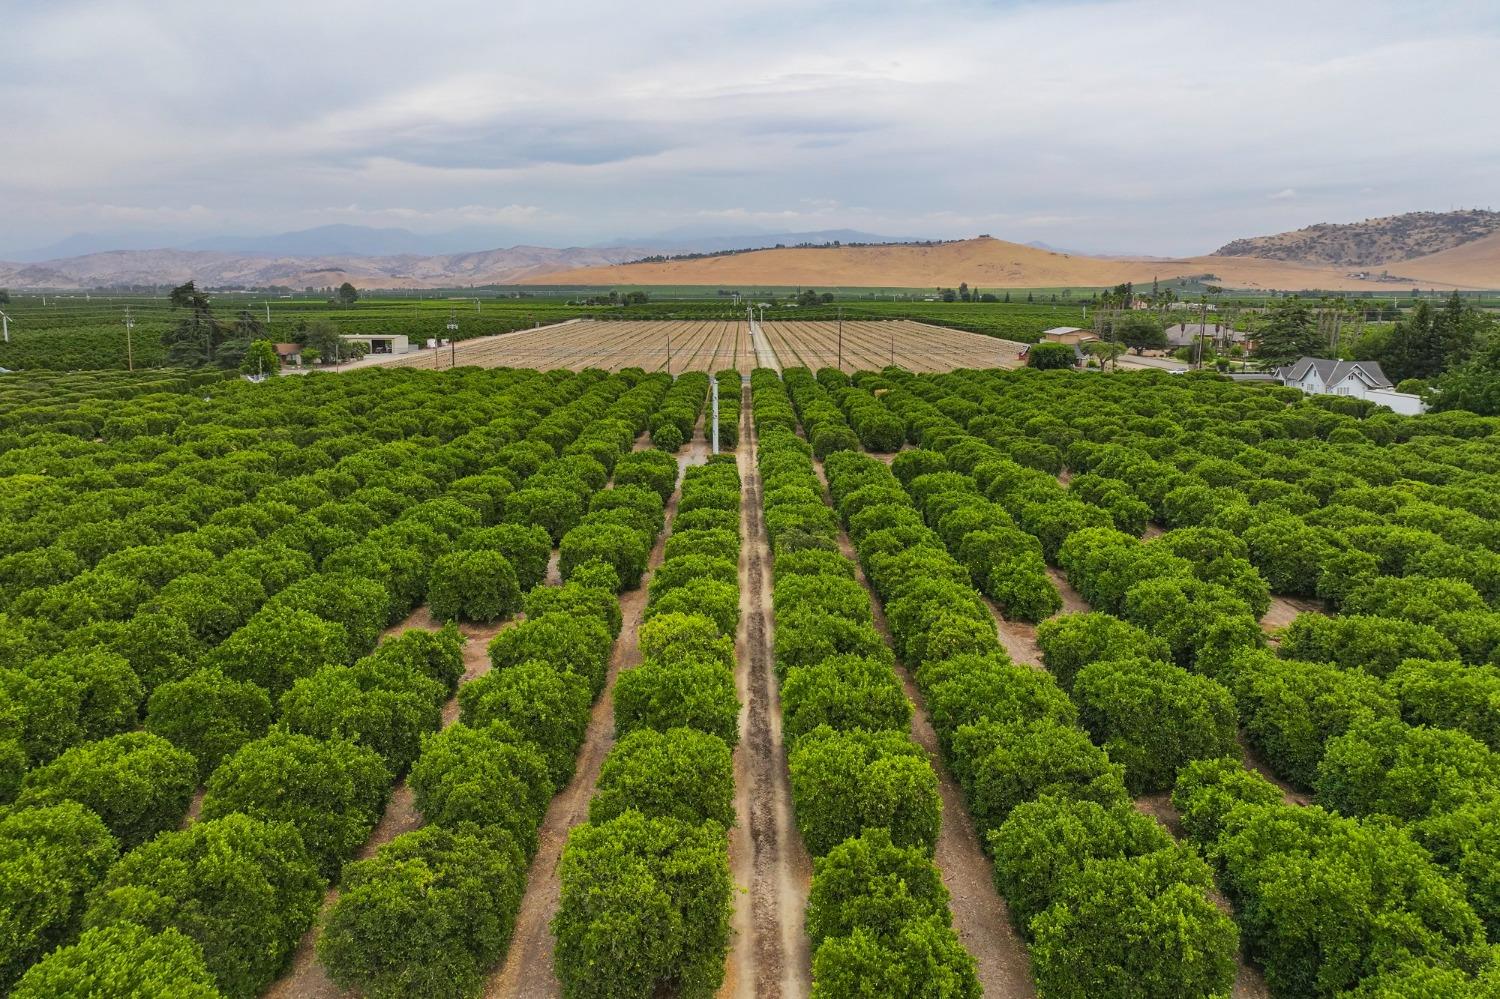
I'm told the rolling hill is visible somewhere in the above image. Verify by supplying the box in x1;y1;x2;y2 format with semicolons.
520;235;1497;291
1215;210;1500;267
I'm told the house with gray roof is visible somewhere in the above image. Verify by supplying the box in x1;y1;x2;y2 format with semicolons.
1276;357;1425;414
1278;357;1393;397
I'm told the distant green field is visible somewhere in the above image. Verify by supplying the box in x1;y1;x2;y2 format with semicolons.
2;286;1492;371
0;295;587;370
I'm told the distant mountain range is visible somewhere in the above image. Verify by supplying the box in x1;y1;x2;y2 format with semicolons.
0;246;657;291
0;225;915;264
3;212;1496;291
0;226;925;290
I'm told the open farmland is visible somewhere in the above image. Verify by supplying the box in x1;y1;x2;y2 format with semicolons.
367;318;1026;374
761;318;1026;371
375;318;754;373
5;359;1500;999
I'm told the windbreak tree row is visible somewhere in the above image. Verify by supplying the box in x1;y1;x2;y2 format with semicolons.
554;427;741;998
753;368;979;997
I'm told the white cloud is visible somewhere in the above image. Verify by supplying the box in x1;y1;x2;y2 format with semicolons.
1269;189;1299;201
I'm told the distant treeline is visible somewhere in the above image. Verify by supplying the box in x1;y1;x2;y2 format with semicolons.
624;239;965;266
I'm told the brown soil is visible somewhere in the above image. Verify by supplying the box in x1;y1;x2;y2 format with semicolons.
180;788;205;829
722;392;813;998
488;415;712;999
1043;567;1090;614
1260;594;1325;633
994;616;1044;669
812;460;1036;997
1132;792;1184;837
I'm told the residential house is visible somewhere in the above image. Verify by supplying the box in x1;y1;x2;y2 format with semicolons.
1276;357;1425;415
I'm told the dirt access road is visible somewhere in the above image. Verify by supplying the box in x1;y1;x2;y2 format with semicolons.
723;383;813;998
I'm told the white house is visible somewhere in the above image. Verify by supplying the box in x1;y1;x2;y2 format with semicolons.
1276;357;1426;414
1278;357;1391;398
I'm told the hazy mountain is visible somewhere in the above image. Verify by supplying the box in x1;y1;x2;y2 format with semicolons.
178;225;450;257
0;245;660;291
0;227;934;289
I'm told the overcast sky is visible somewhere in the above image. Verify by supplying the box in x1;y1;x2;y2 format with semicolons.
5;0;1498;256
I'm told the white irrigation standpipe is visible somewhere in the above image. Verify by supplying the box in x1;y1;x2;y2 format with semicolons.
124;307;135;371
711;376;720;456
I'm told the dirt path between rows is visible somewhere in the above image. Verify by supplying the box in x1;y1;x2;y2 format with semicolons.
723;388;812;999
264;609;508;999
489;416;711;999
813;459;1036;998
1260;593;1325;633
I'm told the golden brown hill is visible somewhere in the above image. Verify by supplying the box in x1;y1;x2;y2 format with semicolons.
1394;230;1500;288
1215;210;1500;267
520;237;1492;291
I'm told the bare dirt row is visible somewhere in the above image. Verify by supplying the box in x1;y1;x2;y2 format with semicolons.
723;387;813;998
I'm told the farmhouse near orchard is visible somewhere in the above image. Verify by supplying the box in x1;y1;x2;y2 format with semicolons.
1277;356;1425;414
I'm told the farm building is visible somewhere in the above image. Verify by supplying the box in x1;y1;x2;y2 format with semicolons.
1277;356;1425;414
1043;326;1097;345
341;334;411;355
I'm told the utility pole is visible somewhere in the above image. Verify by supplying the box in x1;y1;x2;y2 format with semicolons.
711;376;720;456
123;307;134;371
444;309;458;370
666;326;673;375
264;301;270;324
0;309;10;345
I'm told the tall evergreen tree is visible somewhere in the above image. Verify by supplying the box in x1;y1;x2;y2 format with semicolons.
1254;297;1323;369
164;281;225;366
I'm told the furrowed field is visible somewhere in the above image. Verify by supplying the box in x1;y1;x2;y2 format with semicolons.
0;294;1082;371
4;350;1500;998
